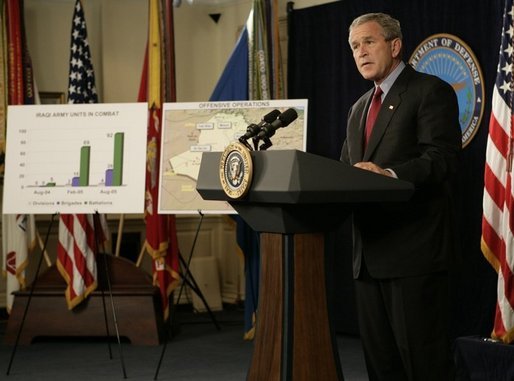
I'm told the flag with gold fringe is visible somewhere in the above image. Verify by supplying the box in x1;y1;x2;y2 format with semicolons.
1;0;37;313
0;0;7;168
209;0;284;339
56;0;110;310
481;0;514;344
2;214;36;312
138;0;180;321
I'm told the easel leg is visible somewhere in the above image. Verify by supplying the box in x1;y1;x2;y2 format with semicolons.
174;211;220;329
178;254;221;330
100;286;113;359
153;211;220;380
6;214;56;376
99;252;127;378
93;213;127;379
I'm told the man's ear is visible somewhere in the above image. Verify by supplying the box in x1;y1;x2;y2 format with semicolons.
391;38;402;58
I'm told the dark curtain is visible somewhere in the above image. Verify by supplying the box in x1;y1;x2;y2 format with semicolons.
288;0;502;338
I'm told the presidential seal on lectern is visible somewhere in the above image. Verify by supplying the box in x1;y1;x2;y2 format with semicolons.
219;142;253;199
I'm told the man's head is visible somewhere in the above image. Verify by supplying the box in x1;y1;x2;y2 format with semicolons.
348;13;403;84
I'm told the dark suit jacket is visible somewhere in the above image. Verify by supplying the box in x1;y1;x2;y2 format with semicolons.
340;64;461;279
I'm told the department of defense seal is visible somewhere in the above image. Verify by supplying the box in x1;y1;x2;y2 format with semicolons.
219;142;253;199
409;33;484;148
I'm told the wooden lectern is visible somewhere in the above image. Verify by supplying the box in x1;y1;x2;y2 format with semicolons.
196;150;414;381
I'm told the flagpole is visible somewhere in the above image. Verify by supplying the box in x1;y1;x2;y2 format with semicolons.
35;230;52;267
114;214;125;257
136;242;146;267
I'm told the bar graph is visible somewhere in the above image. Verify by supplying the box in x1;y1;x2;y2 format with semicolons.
23;132;126;189
3;103;147;214
58;133;125;188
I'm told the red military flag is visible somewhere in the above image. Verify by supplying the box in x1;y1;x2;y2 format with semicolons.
2;215;36;312
2;0;37;312
138;0;180;320
481;0;514;344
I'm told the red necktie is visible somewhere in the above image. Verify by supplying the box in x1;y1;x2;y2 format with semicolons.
364;86;383;148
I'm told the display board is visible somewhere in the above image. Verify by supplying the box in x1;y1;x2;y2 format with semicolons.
3;103;148;214
158;99;308;214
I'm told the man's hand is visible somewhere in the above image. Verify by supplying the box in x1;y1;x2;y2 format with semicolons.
354;161;394;177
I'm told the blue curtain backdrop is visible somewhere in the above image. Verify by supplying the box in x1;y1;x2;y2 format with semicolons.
287;0;503;338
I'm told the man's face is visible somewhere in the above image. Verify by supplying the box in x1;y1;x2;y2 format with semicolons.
349;21;401;84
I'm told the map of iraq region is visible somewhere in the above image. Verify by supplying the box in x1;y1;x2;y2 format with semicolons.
158;100;308;214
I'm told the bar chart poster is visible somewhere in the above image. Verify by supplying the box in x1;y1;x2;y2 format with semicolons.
3;103;148;214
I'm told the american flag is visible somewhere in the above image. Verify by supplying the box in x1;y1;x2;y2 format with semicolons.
66;0;97;104
481;0;514;344
56;0;108;309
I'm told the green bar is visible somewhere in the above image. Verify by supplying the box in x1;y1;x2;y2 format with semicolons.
45;182;56;187
79;146;90;186
112;133;124;186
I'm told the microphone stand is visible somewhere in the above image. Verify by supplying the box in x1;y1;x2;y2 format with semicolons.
238;136;253;151
258;137;273;151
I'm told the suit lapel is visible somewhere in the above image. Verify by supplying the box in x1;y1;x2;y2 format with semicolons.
353;91;373;161
363;66;413;160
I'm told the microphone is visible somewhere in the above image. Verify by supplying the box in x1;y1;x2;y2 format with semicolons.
239;109;281;141
255;108;298;140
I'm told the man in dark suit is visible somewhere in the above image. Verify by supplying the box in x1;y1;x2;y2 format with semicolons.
340;13;461;380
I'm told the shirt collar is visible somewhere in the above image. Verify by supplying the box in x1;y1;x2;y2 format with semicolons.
374;61;406;98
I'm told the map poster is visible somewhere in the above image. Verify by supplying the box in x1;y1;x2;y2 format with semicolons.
158;99;308;214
